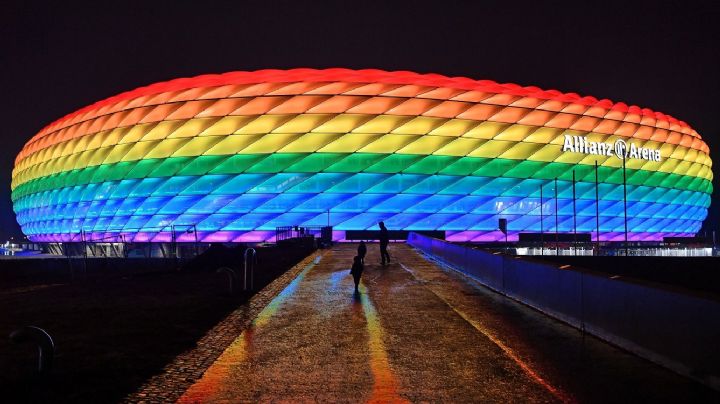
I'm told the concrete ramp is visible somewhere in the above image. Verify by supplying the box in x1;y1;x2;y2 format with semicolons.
137;244;716;403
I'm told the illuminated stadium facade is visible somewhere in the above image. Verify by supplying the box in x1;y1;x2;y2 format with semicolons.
11;69;713;242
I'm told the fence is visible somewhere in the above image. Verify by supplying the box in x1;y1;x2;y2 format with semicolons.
480;242;716;257
276;226;332;245
408;232;720;390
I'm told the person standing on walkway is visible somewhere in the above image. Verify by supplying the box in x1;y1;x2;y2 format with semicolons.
379;221;390;265
350;255;364;293
357;240;367;264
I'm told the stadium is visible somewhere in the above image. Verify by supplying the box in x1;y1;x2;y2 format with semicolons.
10;68;713;243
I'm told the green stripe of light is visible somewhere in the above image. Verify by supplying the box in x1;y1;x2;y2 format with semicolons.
11;153;713;202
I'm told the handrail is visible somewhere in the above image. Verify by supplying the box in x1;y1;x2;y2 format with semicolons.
244;248;257;291
216;267;237;294
9;326;55;375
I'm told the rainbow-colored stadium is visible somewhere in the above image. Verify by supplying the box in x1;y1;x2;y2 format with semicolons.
11;69;713;242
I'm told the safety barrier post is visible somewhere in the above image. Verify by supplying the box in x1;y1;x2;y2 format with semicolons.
244;248;257;291
9;326;55;376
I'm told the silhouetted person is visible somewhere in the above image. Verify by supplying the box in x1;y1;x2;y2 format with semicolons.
350;255;364;293
379;221;390;265
357;240;367;264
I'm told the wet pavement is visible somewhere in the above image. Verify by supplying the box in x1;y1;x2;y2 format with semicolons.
176;244;718;403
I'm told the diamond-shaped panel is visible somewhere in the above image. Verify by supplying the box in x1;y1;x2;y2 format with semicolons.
12;69;712;242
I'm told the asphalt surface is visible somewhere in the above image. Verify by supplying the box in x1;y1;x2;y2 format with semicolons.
177;243;718;403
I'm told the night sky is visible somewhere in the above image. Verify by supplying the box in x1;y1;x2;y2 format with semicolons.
2;1;719;242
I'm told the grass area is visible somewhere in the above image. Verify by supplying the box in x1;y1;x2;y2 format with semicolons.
0;243;313;403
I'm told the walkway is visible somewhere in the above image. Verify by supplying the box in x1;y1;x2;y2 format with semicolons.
176;244;716;403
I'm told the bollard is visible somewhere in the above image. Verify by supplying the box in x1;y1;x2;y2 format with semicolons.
216;267;237;294
9;326;55;376
244;248;257;291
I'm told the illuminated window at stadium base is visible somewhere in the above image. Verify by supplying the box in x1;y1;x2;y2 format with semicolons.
11;69;712;242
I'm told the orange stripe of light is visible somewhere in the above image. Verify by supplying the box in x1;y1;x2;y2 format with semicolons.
177;255;321;403
357;282;410;404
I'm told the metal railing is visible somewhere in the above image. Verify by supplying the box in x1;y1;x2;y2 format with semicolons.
243;248;257;291
275;226;331;244
9;224;206;259
504;243;716;257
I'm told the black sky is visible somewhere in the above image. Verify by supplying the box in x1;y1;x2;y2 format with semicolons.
1;0;719;241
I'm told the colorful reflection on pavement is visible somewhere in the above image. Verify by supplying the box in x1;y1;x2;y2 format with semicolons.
178;255;321;403
355;282;409;404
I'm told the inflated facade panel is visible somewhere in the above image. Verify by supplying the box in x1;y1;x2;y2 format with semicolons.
11;69;713;242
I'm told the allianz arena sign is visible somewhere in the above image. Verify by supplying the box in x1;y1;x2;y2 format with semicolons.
562;134;662;162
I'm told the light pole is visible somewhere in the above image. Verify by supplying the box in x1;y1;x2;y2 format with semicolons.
555;177;559;256
622;154;629;256
595;160;600;255
572;169;577;255
540;182;544;256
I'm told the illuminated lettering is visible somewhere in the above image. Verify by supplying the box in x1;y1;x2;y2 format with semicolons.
629;144;639;159
562;133;661;161
589;141;598;154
